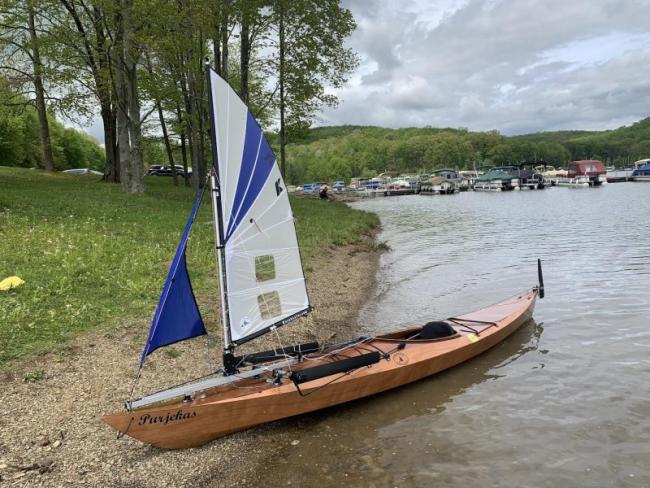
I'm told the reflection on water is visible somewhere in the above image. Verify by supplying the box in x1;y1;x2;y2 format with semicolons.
261;184;650;487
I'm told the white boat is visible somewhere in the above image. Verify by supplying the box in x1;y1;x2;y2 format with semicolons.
554;160;608;187
473;167;520;192
553;175;590;188
420;170;460;195
632;159;650;182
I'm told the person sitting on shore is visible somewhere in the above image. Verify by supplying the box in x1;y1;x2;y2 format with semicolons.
319;184;330;200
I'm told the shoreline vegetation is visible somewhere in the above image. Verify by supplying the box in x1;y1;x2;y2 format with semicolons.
0;166;382;485
282;118;650;184
0;167;379;367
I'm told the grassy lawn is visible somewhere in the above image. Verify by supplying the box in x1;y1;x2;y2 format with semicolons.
0;167;378;366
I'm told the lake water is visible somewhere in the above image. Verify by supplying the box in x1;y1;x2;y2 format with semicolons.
260;183;650;487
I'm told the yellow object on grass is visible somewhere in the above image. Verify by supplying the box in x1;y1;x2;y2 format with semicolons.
0;276;25;291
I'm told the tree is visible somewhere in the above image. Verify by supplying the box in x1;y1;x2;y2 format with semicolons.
114;0;145;193
271;0;358;177
0;0;55;170
55;0;119;181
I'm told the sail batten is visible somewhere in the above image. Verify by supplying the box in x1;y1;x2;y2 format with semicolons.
208;69;311;346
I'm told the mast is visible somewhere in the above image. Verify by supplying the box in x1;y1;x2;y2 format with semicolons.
205;62;235;372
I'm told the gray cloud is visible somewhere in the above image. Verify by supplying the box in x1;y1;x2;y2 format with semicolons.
320;0;650;134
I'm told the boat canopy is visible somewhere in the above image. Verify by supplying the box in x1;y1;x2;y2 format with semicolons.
476;169;515;181
568;160;606;177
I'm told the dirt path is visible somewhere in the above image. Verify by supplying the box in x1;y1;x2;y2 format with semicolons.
0;240;380;487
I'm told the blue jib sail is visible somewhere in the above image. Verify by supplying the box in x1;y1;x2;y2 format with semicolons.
140;189;207;364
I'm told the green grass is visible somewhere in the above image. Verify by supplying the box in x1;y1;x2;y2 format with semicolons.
0;167;378;365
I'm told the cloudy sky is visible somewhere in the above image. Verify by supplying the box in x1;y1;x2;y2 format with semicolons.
80;0;650;142
317;0;650;135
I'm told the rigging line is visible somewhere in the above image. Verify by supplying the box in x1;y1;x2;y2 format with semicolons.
448;318;498;336
130;368;224;406
272;327;294;373
357;310;495;334
352;342;390;359
116;417;134;440
201;172;216;373
448;317;498;325
305;337;373;362
448;320;479;335
127;364;144;408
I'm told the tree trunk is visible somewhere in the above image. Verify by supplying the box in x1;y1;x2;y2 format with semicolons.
27;5;54;172
240;17;250;104
180;68;198;190
186;66;201;190
158;102;178;185
116;0;143;194
60;1;118;182
115;1;130;193
220;2;229;80
213;35;221;75
278;2;286;179
126;59;144;193
176;103;190;187
195;37;207;189
101;104;119;182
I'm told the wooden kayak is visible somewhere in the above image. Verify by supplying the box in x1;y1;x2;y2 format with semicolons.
103;288;538;449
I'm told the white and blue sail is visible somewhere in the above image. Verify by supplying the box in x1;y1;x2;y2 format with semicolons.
208;69;311;346
139;68;310;369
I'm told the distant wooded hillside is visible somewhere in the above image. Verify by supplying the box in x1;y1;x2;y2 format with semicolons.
283;118;650;184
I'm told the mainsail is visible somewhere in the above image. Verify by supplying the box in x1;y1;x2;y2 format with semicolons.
208;69;311;346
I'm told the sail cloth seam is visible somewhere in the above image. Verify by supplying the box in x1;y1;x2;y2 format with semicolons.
226;130;264;240
225;170;286;247
226;216;297;250
225;244;301;257
223;113;277;243
227;278;306;297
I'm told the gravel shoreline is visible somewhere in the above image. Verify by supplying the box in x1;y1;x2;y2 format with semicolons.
0;238;380;487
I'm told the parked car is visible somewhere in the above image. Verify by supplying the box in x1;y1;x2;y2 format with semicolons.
302;182;326;192
62;168;103;175
332;180;345;192
147;165;192;176
146;164;164;175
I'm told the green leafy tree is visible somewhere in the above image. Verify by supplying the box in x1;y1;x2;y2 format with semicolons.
271;0;358;177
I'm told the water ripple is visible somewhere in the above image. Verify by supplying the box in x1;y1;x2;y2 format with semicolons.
345;184;650;487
